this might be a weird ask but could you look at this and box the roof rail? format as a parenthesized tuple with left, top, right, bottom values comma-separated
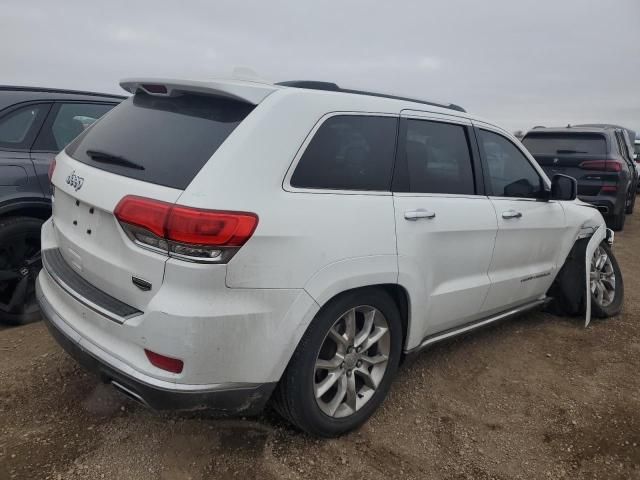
(275, 80, 466, 113)
(0, 85, 125, 99)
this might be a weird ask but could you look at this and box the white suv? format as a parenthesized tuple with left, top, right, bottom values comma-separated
(37, 78, 623, 437)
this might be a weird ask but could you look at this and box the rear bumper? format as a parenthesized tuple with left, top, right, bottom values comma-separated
(577, 195, 622, 216)
(37, 279, 276, 414)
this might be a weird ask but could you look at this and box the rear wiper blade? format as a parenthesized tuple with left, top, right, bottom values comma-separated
(86, 149, 145, 170)
(556, 149, 587, 154)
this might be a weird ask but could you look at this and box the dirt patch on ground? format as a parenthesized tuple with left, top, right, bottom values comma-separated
(2, 215, 640, 479)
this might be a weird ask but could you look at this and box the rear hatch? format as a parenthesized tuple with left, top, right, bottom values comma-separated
(50, 87, 255, 313)
(522, 132, 609, 197)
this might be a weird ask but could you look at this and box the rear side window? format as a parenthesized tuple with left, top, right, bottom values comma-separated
(522, 133, 607, 156)
(398, 119, 475, 194)
(0, 105, 46, 147)
(34, 103, 114, 151)
(52, 103, 114, 150)
(66, 93, 254, 190)
(290, 115, 398, 191)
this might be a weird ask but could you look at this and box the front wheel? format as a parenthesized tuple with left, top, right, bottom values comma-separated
(273, 289, 402, 437)
(590, 242, 623, 318)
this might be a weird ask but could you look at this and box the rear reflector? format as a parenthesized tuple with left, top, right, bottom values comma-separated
(600, 185, 618, 193)
(114, 195, 258, 262)
(144, 349, 184, 373)
(579, 160, 622, 172)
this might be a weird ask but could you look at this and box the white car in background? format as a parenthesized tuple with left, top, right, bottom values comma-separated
(37, 78, 623, 437)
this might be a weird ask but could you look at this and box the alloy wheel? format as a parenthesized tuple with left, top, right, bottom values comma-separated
(590, 245, 616, 308)
(313, 305, 390, 418)
(0, 231, 41, 316)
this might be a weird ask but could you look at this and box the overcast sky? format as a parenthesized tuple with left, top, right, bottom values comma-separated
(2, 0, 639, 133)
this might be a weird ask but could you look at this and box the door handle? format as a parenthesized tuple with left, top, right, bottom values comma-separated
(404, 209, 436, 221)
(502, 209, 523, 219)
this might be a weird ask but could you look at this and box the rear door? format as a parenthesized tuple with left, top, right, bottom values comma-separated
(0, 102, 51, 203)
(50, 92, 254, 312)
(521, 131, 608, 198)
(393, 112, 497, 343)
(476, 125, 567, 313)
(31, 101, 116, 198)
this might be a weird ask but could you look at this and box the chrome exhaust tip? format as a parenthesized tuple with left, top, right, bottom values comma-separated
(111, 380, 149, 407)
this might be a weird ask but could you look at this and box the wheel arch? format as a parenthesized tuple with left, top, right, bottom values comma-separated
(0, 198, 52, 221)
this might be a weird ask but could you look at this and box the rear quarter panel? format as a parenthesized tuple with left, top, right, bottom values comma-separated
(178, 91, 400, 295)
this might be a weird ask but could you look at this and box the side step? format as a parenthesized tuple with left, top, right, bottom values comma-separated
(406, 298, 547, 354)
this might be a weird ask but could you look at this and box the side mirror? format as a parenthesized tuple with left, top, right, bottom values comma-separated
(550, 174, 577, 201)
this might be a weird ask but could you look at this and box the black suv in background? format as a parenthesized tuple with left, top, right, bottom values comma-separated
(0, 86, 122, 324)
(522, 125, 638, 231)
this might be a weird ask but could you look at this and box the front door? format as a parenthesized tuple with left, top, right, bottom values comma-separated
(393, 114, 498, 347)
(475, 125, 567, 313)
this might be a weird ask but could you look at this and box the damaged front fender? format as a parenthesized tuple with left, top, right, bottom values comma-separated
(584, 225, 607, 327)
(547, 225, 613, 326)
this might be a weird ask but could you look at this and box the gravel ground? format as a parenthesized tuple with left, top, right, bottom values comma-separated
(1, 215, 639, 480)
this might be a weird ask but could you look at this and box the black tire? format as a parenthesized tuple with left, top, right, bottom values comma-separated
(625, 188, 635, 214)
(0, 217, 44, 325)
(590, 242, 623, 318)
(608, 210, 626, 231)
(273, 288, 402, 437)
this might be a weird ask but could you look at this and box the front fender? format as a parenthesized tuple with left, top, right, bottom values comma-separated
(584, 225, 608, 327)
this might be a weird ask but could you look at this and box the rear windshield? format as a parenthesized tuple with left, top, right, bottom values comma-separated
(522, 133, 607, 156)
(66, 92, 254, 189)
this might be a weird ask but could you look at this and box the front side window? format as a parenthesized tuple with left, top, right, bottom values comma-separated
(290, 115, 398, 191)
(400, 119, 475, 194)
(0, 105, 45, 147)
(479, 129, 543, 198)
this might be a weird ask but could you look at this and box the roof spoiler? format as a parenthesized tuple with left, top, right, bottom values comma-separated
(119, 78, 279, 105)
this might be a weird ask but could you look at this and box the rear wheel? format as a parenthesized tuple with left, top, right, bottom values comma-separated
(273, 289, 402, 437)
(0, 217, 44, 325)
(590, 242, 623, 318)
(625, 188, 635, 214)
(608, 210, 626, 231)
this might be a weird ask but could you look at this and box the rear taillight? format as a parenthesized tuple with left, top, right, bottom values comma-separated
(114, 195, 258, 263)
(144, 349, 183, 373)
(579, 160, 622, 172)
(48, 158, 56, 182)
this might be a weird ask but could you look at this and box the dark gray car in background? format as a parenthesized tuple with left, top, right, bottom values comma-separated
(0, 86, 122, 324)
(522, 125, 638, 231)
